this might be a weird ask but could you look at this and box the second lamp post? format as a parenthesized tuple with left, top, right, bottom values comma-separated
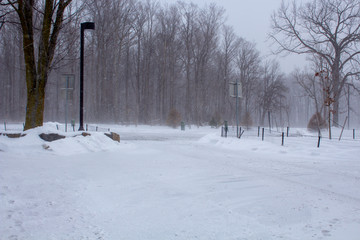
(79, 22, 95, 131)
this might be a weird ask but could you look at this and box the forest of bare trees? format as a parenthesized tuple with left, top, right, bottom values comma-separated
(1, 0, 360, 129)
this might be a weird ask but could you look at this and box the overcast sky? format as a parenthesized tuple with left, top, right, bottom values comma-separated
(158, 0, 308, 74)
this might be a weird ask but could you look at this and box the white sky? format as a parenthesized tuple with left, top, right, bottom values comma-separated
(159, 0, 308, 74)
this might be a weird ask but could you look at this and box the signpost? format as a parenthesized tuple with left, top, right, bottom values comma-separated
(229, 81, 242, 137)
(61, 74, 75, 132)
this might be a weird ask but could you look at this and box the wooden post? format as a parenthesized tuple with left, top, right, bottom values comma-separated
(4, 122, 6, 131)
(262, 128, 265, 141)
(338, 117, 348, 141)
(328, 108, 332, 140)
(268, 111, 271, 133)
(258, 126, 260, 137)
(353, 129, 356, 140)
(282, 132, 284, 146)
(286, 127, 289, 137)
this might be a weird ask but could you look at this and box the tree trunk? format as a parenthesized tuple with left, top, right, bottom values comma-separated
(332, 53, 340, 126)
(24, 77, 46, 130)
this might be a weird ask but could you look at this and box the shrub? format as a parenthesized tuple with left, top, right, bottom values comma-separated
(242, 111, 253, 129)
(209, 112, 222, 128)
(166, 109, 181, 128)
(307, 112, 327, 131)
(209, 117, 217, 128)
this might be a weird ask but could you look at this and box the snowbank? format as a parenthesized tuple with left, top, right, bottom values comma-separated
(1, 123, 360, 240)
(0, 122, 121, 156)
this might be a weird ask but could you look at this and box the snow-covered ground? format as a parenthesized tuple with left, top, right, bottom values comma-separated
(1, 123, 360, 240)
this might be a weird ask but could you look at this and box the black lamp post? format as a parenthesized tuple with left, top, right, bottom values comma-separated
(79, 22, 95, 131)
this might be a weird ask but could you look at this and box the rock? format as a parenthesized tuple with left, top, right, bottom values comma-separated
(104, 132, 120, 142)
(39, 133, 66, 142)
(72, 132, 91, 138)
(42, 144, 51, 150)
(81, 132, 91, 137)
(0, 133, 26, 138)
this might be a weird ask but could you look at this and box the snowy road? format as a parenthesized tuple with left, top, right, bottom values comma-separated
(1, 125, 360, 239)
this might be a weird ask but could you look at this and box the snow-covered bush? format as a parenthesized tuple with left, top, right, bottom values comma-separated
(166, 109, 182, 128)
(307, 112, 327, 131)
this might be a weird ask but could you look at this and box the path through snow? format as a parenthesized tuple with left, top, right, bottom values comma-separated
(1, 124, 360, 239)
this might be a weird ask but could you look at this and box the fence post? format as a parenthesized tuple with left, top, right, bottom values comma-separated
(71, 120, 75, 132)
(86, 124, 88, 131)
(354, 129, 356, 140)
(282, 132, 284, 146)
(181, 122, 185, 131)
(4, 122, 6, 131)
(317, 134, 321, 148)
(96, 126, 98, 132)
(286, 127, 289, 137)
(56, 124, 59, 130)
(262, 128, 265, 141)
(339, 117, 348, 141)
(268, 111, 271, 133)
(224, 121, 228, 138)
(258, 126, 260, 137)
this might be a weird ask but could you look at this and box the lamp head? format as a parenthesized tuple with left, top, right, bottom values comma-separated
(81, 22, 95, 30)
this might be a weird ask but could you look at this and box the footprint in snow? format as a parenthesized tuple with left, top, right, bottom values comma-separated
(9, 235, 18, 240)
(321, 229, 331, 237)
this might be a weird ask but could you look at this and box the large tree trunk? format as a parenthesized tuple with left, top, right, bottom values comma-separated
(24, 76, 46, 130)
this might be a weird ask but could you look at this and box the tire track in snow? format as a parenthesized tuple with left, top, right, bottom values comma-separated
(147, 139, 360, 205)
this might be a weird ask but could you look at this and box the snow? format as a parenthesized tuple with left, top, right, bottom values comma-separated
(1, 123, 360, 240)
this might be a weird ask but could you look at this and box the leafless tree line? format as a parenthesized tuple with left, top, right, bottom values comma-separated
(1, 0, 359, 128)
(0, 0, 290, 127)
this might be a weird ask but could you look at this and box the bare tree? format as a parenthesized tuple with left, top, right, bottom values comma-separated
(258, 61, 288, 126)
(0, 15, 25, 120)
(216, 25, 240, 119)
(270, 0, 360, 125)
(178, 1, 198, 123)
(235, 38, 261, 124)
(193, 3, 224, 124)
(140, 0, 158, 123)
(86, 0, 135, 122)
(294, 54, 332, 121)
(1, 0, 75, 130)
(155, 3, 181, 123)
(294, 70, 324, 117)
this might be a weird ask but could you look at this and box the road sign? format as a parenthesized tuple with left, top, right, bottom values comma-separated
(61, 74, 75, 132)
(229, 82, 242, 98)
